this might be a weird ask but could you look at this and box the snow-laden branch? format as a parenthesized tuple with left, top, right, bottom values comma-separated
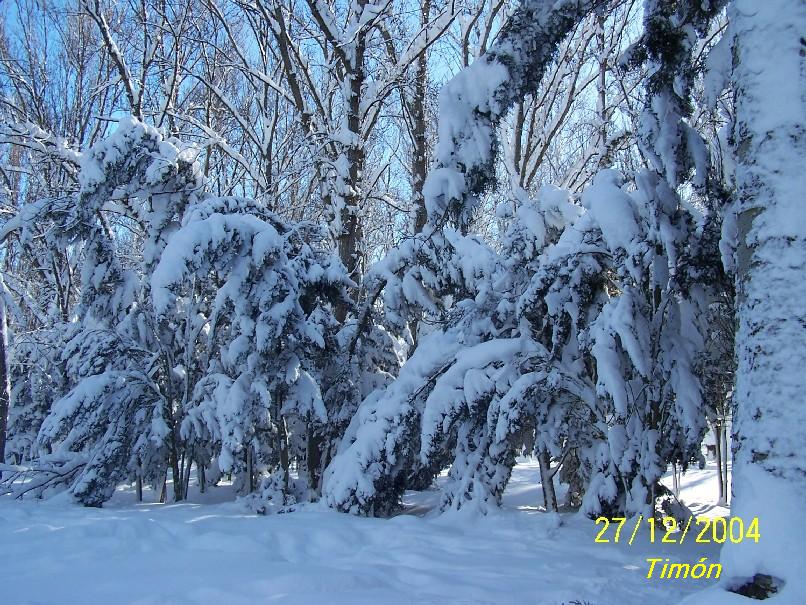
(424, 0, 605, 229)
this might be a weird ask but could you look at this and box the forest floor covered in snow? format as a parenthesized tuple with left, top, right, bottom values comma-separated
(1, 459, 730, 605)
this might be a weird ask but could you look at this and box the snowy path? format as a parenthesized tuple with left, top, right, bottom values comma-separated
(0, 460, 727, 605)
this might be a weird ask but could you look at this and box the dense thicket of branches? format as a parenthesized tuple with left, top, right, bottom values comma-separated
(2, 7, 803, 598)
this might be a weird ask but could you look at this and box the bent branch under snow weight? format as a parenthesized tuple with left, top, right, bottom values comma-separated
(424, 0, 606, 230)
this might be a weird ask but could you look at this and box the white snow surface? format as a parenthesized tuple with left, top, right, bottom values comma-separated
(1, 459, 732, 605)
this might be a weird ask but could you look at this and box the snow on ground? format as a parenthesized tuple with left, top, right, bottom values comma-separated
(0, 459, 730, 605)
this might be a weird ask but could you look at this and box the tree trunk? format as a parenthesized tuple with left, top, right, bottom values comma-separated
(410, 0, 431, 234)
(595, 10, 609, 170)
(671, 462, 679, 499)
(721, 420, 729, 504)
(170, 450, 183, 502)
(720, 1, 806, 594)
(183, 449, 193, 499)
(306, 424, 322, 494)
(0, 281, 10, 473)
(713, 421, 724, 504)
(197, 459, 206, 494)
(538, 449, 558, 512)
(178, 451, 185, 495)
(136, 457, 143, 502)
(279, 418, 290, 493)
(245, 445, 254, 493)
(333, 6, 369, 321)
(157, 472, 167, 503)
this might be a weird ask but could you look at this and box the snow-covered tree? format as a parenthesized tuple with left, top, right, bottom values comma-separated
(151, 195, 353, 498)
(323, 0, 611, 515)
(1, 118, 203, 504)
(323, 0, 732, 520)
(1, 114, 375, 507)
(698, 0, 806, 599)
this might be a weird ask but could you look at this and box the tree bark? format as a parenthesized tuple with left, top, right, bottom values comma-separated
(671, 462, 679, 499)
(306, 424, 322, 494)
(713, 420, 724, 504)
(170, 449, 183, 502)
(197, 459, 206, 494)
(335, 12, 367, 319)
(136, 457, 143, 502)
(0, 279, 10, 472)
(721, 420, 729, 504)
(183, 449, 193, 498)
(246, 445, 254, 494)
(538, 449, 558, 512)
(410, 0, 431, 235)
(279, 418, 290, 493)
(157, 472, 167, 503)
(720, 0, 806, 593)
